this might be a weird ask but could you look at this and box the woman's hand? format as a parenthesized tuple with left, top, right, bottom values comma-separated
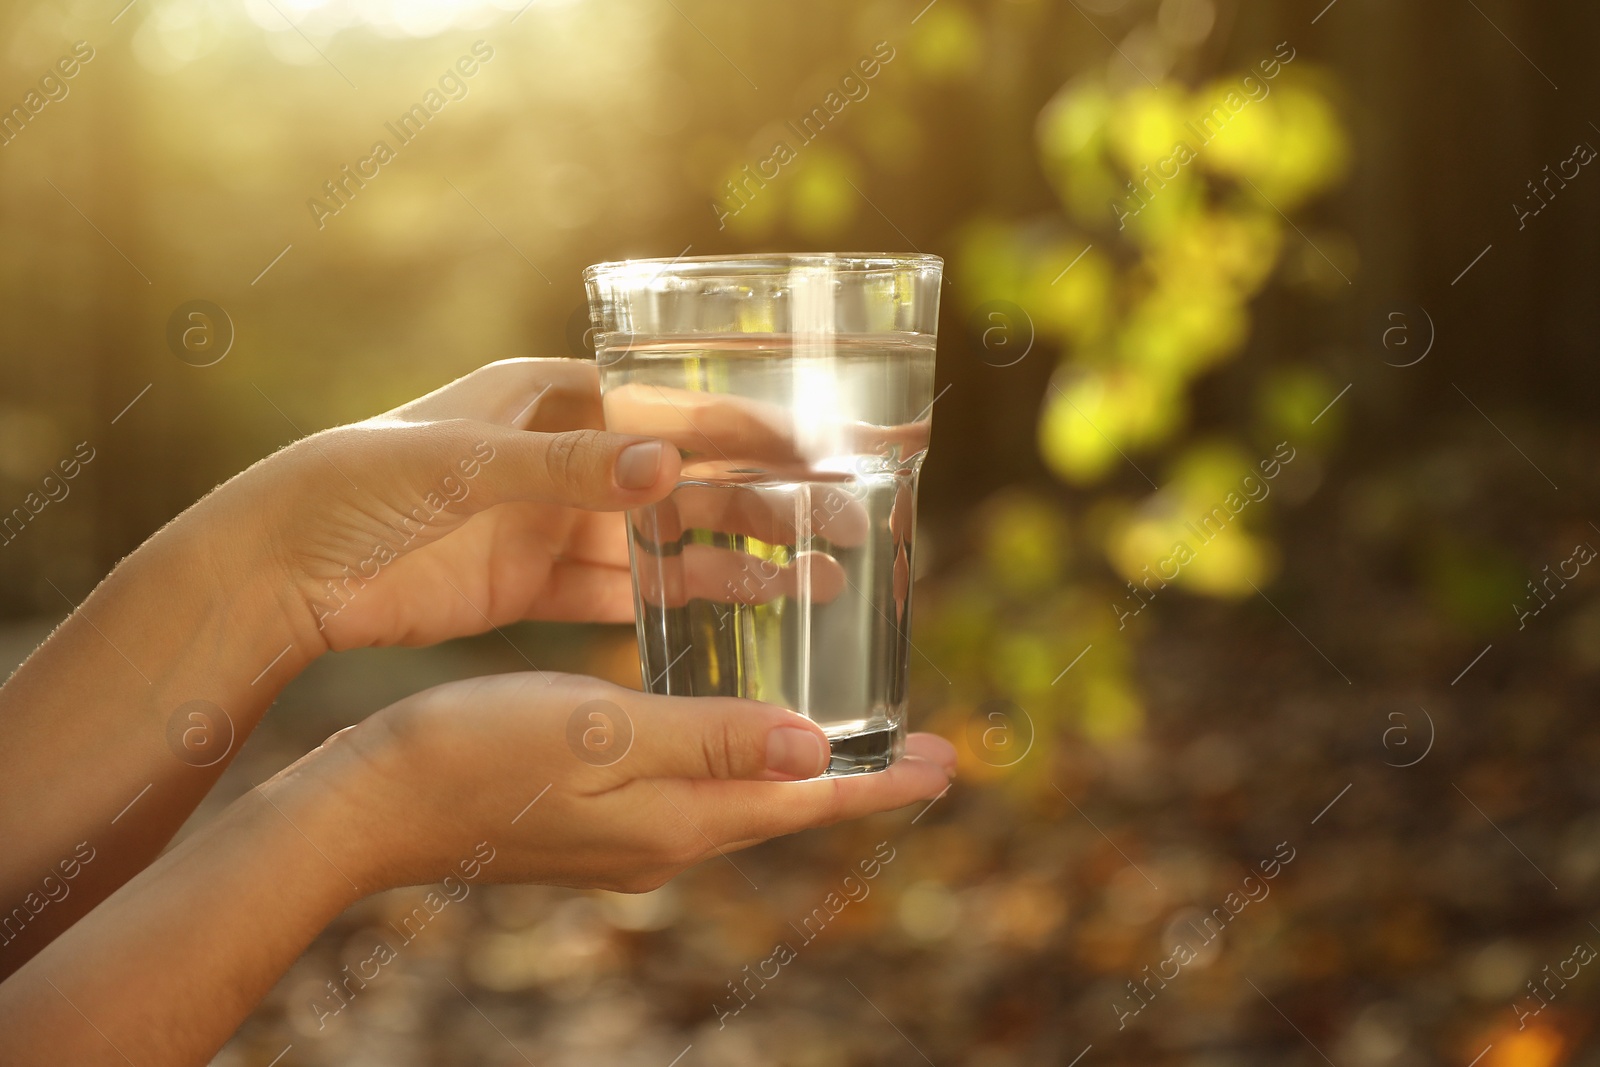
(0, 675, 954, 1067)
(228, 358, 683, 653)
(315, 672, 957, 894)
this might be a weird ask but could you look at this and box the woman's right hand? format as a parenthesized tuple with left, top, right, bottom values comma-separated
(302, 672, 956, 894)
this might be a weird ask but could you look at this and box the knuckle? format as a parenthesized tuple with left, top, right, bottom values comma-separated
(367, 694, 440, 774)
(378, 693, 428, 744)
(541, 429, 599, 494)
(698, 715, 740, 780)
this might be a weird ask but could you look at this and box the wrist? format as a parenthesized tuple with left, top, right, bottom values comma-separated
(293, 698, 498, 893)
(262, 724, 399, 904)
(182, 447, 334, 666)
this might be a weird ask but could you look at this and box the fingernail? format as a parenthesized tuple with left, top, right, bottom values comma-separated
(614, 440, 664, 490)
(906, 754, 951, 776)
(766, 727, 827, 779)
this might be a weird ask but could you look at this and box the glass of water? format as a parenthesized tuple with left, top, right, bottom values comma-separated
(584, 253, 942, 776)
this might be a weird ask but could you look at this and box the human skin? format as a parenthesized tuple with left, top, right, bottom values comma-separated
(0, 359, 956, 1065)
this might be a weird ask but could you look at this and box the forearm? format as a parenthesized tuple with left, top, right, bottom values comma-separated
(0, 757, 370, 1066)
(0, 478, 321, 975)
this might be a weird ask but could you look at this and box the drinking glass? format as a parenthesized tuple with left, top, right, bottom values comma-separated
(584, 253, 941, 776)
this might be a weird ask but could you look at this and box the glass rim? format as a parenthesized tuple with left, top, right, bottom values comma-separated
(584, 251, 943, 284)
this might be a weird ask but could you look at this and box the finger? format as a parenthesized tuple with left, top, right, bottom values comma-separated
(643, 483, 870, 549)
(710, 735, 956, 854)
(469, 423, 683, 513)
(668, 738, 956, 845)
(527, 560, 636, 623)
(488, 502, 632, 570)
(904, 730, 957, 773)
(602, 383, 802, 469)
(587, 688, 833, 783)
(602, 383, 934, 478)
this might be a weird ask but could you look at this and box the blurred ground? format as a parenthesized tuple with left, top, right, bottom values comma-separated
(7, 417, 1591, 1067)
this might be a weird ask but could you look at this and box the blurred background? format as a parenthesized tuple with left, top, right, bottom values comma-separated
(4, 0, 1600, 1063)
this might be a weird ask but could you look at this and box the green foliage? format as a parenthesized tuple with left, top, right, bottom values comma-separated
(1021, 70, 1347, 504)
(929, 12, 1351, 759)
(695, 3, 1352, 763)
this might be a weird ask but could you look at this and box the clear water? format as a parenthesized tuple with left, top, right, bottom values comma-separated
(598, 335, 935, 776)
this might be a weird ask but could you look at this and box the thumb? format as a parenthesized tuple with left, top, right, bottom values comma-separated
(473, 425, 682, 512)
(583, 691, 833, 782)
